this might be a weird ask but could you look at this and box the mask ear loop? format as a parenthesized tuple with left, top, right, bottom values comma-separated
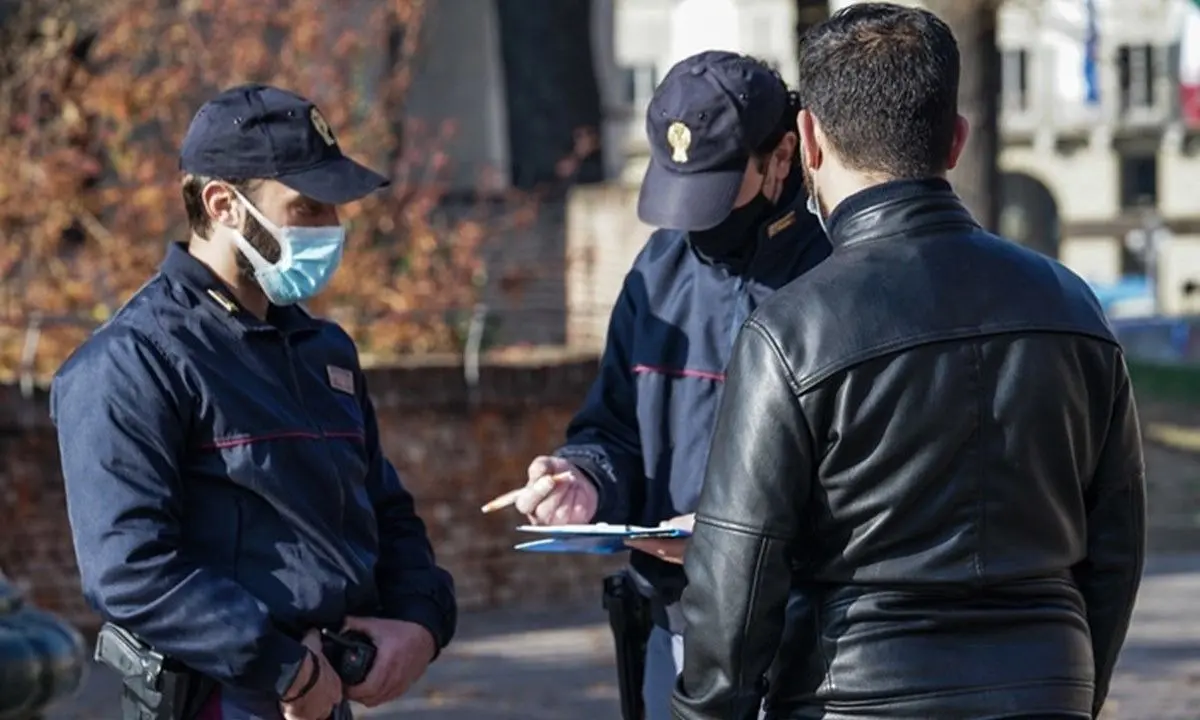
(230, 188, 293, 268)
(757, 86, 801, 205)
(769, 90, 803, 204)
(760, 155, 780, 204)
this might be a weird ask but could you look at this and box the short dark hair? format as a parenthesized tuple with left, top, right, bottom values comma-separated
(181, 175, 260, 239)
(797, 2, 960, 178)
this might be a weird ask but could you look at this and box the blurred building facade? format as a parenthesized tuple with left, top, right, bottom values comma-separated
(400, 0, 612, 348)
(992, 0, 1200, 317)
(404, 0, 1200, 352)
(575, 0, 1200, 331)
(822, 0, 1200, 317)
(402, 0, 820, 351)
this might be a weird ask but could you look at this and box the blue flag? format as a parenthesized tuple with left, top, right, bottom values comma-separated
(1084, 0, 1100, 104)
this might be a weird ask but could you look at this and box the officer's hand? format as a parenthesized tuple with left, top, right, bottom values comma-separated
(514, 456, 598, 525)
(625, 513, 695, 565)
(341, 616, 436, 707)
(280, 631, 343, 720)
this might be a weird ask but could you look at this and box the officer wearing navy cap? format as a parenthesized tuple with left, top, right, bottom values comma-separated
(511, 52, 832, 719)
(51, 84, 456, 720)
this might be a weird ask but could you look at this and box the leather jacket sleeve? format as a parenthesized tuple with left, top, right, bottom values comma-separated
(672, 319, 813, 720)
(1074, 358, 1146, 718)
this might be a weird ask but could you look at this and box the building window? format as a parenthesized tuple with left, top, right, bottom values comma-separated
(1117, 44, 1158, 111)
(619, 64, 658, 108)
(1001, 48, 1030, 112)
(1119, 153, 1157, 209)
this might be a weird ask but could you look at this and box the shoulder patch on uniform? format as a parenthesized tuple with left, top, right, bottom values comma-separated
(327, 365, 355, 395)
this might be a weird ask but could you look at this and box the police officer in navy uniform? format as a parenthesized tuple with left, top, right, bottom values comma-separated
(512, 52, 831, 719)
(51, 84, 456, 720)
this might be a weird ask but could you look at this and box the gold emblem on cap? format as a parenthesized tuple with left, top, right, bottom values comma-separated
(310, 107, 336, 146)
(667, 121, 692, 163)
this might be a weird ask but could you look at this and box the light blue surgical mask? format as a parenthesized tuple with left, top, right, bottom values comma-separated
(229, 190, 346, 306)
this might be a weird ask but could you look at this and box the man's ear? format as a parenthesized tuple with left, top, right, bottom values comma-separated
(201, 181, 239, 229)
(798, 109, 822, 172)
(946, 114, 971, 170)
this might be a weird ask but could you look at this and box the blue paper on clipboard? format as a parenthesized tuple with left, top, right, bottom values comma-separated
(513, 523, 691, 555)
(513, 536, 632, 554)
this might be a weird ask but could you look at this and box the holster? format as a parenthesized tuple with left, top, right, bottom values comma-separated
(94, 622, 215, 720)
(602, 570, 653, 720)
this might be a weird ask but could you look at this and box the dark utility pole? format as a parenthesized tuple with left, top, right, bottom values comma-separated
(924, 0, 1003, 231)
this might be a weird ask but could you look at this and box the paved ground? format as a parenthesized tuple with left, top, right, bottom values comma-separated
(1098, 553, 1200, 720)
(44, 553, 1200, 720)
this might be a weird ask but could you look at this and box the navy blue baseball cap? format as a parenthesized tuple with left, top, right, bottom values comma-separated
(179, 83, 388, 205)
(638, 51, 790, 231)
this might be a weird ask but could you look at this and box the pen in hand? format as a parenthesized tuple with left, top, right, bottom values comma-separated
(480, 472, 573, 514)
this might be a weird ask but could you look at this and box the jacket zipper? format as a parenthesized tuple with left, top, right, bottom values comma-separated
(729, 275, 748, 350)
(729, 228, 767, 351)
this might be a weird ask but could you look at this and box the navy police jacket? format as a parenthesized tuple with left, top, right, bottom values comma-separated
(50, 244, 456, 696)
(556, 191, 830, 608)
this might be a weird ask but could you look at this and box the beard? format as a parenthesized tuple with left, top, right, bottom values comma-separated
(802, 165, 825, 218)
(800, 145, 831, 220)
(235, 213, 282, 282)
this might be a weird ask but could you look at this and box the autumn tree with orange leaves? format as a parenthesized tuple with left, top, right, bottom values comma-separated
(0, 0, 551, 382)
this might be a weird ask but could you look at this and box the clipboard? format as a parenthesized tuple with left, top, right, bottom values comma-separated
(512, 523, 691, 554)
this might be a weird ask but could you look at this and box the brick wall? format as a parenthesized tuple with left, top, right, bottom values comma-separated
(0, 354, 619, 631)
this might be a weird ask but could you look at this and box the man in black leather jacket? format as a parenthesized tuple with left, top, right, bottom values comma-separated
(671, 4, 1146, 720)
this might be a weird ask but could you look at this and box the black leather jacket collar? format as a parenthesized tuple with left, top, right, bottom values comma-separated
(825, 177, 979, 248)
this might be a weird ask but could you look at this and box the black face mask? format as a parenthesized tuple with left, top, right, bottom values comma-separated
(689, 193, 773, 261)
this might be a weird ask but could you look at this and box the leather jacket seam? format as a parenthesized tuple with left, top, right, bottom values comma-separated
(697, 514, 790, 542)
(969, 341, 987, 580)
(793, 324, 1120, 395)
(743, 317, 823, 462)
(735, 534, 770, 696)
(810, 678, 1095, 709)
(743, 318, 803, 396)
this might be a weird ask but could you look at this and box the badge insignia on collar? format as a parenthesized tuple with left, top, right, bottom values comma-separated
(311, 107, 336, 146)
(327, 365, 355, 395)
(667, 121, 691, 163)
(766, 211, 796, 238)
(205, 288, 238, 314)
